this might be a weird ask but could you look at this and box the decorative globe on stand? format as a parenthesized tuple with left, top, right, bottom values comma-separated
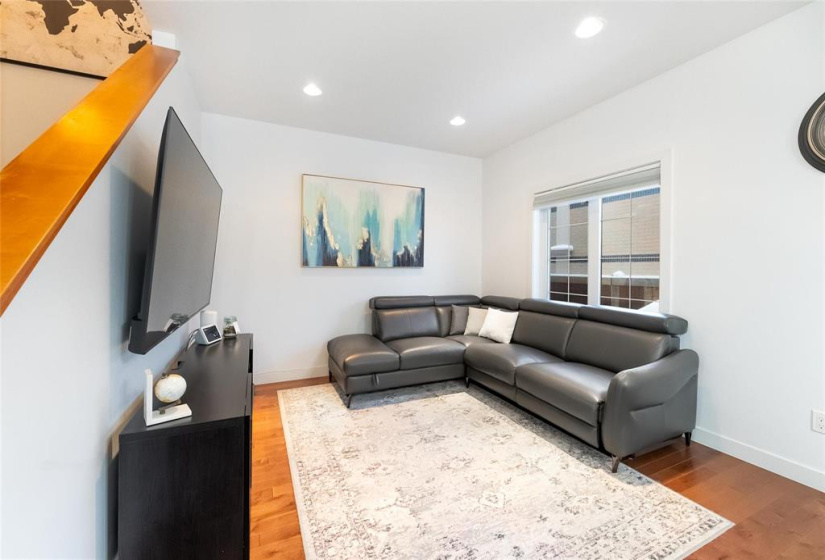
(155, 373, 187, 404)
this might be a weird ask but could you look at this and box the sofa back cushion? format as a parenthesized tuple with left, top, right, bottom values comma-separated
(511, 311, 577, 358)
(449, 305, 472, 335)
(373, 307, 440, 342)
(435, 306, 452, 337)
(565, 320, 674, 372)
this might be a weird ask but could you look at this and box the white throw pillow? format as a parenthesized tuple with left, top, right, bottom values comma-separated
(463, 307, 488, 336)
(478, 308, 519, 344)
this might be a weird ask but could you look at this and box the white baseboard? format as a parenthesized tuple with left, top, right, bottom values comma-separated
(254, 365, 327, 385)
(693, 427, 825, 492)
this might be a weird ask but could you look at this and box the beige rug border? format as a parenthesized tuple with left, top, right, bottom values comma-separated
(278, 387, 319, 559)
(278, 383, 733, 560)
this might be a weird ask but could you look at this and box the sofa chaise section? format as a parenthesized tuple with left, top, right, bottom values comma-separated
(327, 334, 399, 406)
(328, 295, 472, 406)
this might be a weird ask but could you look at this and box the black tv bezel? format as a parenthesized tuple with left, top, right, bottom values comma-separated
(128, 107, 223, 355)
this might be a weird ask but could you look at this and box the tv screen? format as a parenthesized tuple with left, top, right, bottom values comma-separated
(129, 107, 223, 355)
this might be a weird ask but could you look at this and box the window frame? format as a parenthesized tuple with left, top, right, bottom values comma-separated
(531, 156, 672, 313)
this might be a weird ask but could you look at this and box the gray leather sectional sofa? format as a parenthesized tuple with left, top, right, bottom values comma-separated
(327, 295, 697, 472)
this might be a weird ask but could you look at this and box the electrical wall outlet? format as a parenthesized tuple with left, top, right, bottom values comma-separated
(813, 410, 825, 435)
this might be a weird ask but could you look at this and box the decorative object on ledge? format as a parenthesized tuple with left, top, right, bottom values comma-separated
(0, 0, 152, 78)
(154, 373, 187, 404)
(799, 91, 825, 173)
(302, 174, 425, 268)
(223, 316, 240, 339)
(0, 45, 179, 316)
(200, 309, 218, 328)
(144, 369, 191, 426)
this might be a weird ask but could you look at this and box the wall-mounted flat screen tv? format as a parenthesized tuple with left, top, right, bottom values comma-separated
(129, 107, 222, 355)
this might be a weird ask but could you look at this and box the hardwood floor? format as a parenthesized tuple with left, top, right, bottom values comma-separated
(250, 378, 825, 559)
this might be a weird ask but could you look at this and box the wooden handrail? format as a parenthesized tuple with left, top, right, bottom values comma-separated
(0, 45, 179, 315)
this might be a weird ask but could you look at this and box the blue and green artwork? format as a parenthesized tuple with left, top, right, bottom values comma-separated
(302, 175, 425, 268)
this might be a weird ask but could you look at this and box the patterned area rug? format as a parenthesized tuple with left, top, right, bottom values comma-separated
(279, 382, 731, 559)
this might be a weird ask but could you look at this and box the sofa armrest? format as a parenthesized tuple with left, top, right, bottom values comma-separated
(601, 349, 698, 459)
(327, 334, 400, 376)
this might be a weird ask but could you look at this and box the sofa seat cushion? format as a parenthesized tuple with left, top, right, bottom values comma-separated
(327, 334, 400, 377)
(465, 343, 560, 385)
(446, 335, 498, 348)
(386, 337, 466, 370)
(516, 362, 614, 427)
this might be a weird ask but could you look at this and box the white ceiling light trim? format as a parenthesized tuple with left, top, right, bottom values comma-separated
(303, 83, 323, 96)
(575, 17, 606, 39)
(450, 116, 466, 126)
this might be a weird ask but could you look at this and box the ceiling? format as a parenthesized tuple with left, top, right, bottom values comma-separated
(144, 1, 803, 157)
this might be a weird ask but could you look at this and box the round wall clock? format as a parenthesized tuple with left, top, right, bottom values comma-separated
(799, 91, 825, 173)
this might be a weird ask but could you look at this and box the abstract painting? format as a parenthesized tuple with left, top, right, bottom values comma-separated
(0, 0, 151, 78)
(302, 175, 425, 268)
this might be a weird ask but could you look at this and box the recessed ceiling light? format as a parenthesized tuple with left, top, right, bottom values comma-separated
(303, 83, 322, 96)
(575, 17, 606, 39)
(450, 116, 466, 126)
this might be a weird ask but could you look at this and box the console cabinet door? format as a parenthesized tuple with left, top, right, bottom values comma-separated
(118, 422, 246, 559)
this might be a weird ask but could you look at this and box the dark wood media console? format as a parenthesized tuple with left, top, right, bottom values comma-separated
(118, 334, 253, 559)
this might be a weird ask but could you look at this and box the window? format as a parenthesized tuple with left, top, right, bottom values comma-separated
(534, 164, 663, 312)
(600, 188, 660, 309)
(548, 201, 589, 304)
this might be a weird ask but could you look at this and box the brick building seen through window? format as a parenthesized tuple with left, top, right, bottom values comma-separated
(548, 186, 660, 311)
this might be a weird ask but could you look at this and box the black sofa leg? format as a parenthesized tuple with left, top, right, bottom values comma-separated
(345, 394, 352, 408)
(685, 431, 692, 446)
(611, 455, 621, 473)
(328, 370, 332, 383)
(464, 376, 470, 388)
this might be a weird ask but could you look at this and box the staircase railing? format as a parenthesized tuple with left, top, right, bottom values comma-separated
(0, 46, 179, 315)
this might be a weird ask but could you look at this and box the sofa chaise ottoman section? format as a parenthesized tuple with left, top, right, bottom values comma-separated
(328, 334, 400, 376)
(328, 334, 400, 406)
(329, 297, 470, 407)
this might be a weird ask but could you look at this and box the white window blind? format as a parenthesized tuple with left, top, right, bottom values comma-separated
(533, 163, 661, 209)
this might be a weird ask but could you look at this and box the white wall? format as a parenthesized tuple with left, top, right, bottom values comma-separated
(482, 4, 825, 491)
(0, 62, 99, 167)
(0, 60, 202, 558)
(201, 114, 483, 384)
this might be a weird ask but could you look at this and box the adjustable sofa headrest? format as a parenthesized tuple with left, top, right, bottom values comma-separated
(369, 296, 434, 309)
(578, 306, 688, 335)
(366, 295, 688, 335)
(518, 298, 581, 318)
(481, 295, 521, 311)
(433, 295, 481, 306)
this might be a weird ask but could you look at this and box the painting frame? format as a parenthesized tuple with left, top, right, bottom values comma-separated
(301, 174, 426, 269)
